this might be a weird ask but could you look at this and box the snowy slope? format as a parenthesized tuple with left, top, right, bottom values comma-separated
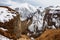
(28, 8, 44, 32)
(19, 3, 37, 21)
(0, 7, 16, 23)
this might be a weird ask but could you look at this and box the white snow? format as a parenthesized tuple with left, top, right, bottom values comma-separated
(49, 7, 60, 13)
(49, 10, 60, 14)
(28, 24, 35, 32)
(20, 17, 27, 21)
(54, 15, 57, 17)
(55, 18, 60, 27)
(0, 27, 8, 31)
(19, 3, 37, 21)
(50, 7, 60, 10)
(0, 35, 10, 40)
(49, 10, 58, 13)
(0, 7, 16, 23)
(31, 37, 34, 40)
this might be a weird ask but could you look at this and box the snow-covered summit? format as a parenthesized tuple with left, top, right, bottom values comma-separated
(10, 3, 37, 21)
(19, 4, 36, 21)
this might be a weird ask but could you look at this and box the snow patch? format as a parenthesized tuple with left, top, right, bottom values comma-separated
(0, 7, 16, 23)
(0, 27, 8, 31)
(0, 35, 10, 40)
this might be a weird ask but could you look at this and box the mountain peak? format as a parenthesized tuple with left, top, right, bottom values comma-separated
(9, 3, 37, 21)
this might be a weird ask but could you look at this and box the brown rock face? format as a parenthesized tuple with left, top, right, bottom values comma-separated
(21, 17, 32, 34)
(0, 6, 21, 40)
(36, 29, 60, 40)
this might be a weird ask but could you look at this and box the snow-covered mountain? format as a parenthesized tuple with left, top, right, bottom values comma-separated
(1, 2, 60, 40)
(9, 3, 37, 21)
(9, 3, 45, 37)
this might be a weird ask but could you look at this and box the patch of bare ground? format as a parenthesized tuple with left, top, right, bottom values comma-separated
(17, 35, 31, 40)
(36, 29, 60, 40)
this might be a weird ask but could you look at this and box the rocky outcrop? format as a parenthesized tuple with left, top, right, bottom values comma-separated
(21, 17, 32, 34)
(0, 6, 21, 40)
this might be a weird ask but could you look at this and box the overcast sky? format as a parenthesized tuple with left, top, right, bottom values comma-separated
(0, 0, 60, 7)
